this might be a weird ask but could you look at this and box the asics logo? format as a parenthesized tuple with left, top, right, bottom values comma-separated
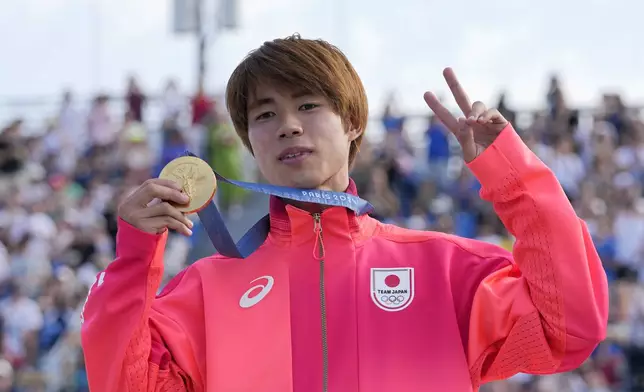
(239, 276, 274, 309)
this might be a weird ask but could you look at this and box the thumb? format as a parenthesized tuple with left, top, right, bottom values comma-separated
(456, 117, 477, 162)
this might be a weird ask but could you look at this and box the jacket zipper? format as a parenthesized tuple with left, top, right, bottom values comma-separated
(312, 213, 328, 392)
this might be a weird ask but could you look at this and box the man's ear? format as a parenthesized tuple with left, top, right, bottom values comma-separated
(347, 127, 362, 143)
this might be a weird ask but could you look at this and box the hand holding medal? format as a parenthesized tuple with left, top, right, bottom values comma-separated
(116, 156, 216, 236)
(158, 156, 218, 214)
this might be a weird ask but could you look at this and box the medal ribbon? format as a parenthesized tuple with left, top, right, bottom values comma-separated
(182, 151, 374, 258)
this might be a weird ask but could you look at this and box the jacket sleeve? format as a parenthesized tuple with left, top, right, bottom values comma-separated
(464, 125, 609, 387)
(80, 218, 200, 392)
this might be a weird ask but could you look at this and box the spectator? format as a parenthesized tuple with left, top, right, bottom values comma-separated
(125, 76, 146, 123)
(364, 165, 399, 222)
(161, 79, 186, 123)
(87, 95, 116, 150)
(206, 108, 247, 218)
(0, 280, 43, 368)
(425, 114, 451, 190)
(550, 135, 585, 200)
(191, 85, 214, 126)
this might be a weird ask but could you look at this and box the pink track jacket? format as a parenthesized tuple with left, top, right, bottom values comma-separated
(81, 124, 608, 391)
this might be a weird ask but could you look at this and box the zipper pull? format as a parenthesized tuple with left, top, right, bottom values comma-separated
(313, 213, 322, 234)
(312, 213, 324, 260)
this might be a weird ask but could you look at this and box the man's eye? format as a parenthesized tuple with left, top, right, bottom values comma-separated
(256, 112, 275, 121)
(299, 103, 318, 111)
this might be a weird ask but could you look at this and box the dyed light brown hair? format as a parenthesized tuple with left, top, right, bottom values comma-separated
(225, 34, 369, 165)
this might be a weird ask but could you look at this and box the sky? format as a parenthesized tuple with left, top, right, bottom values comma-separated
(1, 0, 643, 119)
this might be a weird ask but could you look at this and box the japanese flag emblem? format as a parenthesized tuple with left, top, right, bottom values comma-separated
(370, 267, 414, 312)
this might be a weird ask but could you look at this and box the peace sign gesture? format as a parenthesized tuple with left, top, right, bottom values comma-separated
(424, 68, 509, 162)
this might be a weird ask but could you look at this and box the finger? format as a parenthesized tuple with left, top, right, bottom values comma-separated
(443, 67, 472, 116)
(141, 216, 193, 236)
(456, 117, 478, 162)
(477, 108, 507, 124)
(139, 202, 194, 229)
(466, 101, 487, 126)
(423, 91, 459, 131)
(133, 180, 189, 207)
(154, 178, 184, 191)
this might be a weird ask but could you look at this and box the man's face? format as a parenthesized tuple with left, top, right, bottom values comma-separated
(247, 84, 360, 190)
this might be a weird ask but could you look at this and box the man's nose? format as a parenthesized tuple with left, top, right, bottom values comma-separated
(277, 117, 304, 139)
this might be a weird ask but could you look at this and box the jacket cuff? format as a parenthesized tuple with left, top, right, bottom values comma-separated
(116, 217, 167, 261)
(466, 124, 537, 190)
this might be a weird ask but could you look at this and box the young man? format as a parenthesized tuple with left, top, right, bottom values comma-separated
(80, 35, 608, 391)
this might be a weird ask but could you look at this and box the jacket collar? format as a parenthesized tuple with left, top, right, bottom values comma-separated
(267, 178, 377, 246)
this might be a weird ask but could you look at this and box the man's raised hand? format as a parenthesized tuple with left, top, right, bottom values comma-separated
(423, 67, 509, 162)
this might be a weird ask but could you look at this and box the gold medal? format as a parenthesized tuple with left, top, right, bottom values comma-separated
(158, 156, 217, 214)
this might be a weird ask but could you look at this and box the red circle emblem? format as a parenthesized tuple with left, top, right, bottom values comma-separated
(384, 274, 400, 288)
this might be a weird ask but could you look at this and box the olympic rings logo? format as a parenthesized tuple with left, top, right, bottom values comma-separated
(380, 295, 406, 305)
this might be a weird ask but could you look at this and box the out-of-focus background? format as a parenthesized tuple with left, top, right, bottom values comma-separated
(1, 0, 643, 391)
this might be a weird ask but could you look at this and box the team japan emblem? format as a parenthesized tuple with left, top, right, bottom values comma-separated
(370, 267, 414, 312)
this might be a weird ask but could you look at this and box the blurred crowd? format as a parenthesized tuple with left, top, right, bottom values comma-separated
(0, 77, 248, 391)
(0, 73, 642, 391)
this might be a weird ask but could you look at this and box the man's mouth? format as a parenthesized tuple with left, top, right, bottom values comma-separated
(278, 147, 314, 163)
